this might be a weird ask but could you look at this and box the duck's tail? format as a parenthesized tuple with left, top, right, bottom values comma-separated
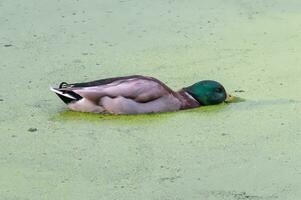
(50, 87, 83, 104)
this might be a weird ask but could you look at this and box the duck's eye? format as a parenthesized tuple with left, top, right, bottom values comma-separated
(215, 88, 223, 93)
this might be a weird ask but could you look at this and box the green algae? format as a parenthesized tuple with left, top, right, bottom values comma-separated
(1, 0, 301, 200)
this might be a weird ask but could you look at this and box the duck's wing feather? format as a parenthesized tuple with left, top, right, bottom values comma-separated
(65, 75, 145, 88)
(54, 75, 175, 104)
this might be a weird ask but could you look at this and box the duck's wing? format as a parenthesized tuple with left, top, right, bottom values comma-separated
(52, 75, 175, 104)
(62, 75, 143, 88)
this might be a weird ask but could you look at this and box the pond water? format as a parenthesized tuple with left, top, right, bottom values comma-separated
(1, 0, 301, 199)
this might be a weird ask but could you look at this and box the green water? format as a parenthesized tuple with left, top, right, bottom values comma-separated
(1, 0, 301, 199)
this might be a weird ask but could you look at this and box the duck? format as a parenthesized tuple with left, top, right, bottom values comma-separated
(50, 75, 230, 114)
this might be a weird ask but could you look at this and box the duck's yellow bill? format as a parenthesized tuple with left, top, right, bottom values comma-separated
(225, 94, 245, 103)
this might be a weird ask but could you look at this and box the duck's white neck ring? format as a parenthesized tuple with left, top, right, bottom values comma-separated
(184, 91, 199, 103)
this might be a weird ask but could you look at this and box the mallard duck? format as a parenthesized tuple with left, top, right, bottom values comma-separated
(50, 75, 229, 114)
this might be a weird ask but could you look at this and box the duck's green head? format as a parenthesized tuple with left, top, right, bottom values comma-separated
(184, 80, 227, 106)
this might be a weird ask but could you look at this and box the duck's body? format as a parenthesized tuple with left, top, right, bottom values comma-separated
(51, 75, 227, 114)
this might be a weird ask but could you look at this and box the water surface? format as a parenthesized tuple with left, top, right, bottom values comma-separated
(1, 0, 301, 199)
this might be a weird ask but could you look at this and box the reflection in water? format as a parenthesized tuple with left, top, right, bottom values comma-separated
(52, 109, 174, 124)
(51, 101, 234, 122)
